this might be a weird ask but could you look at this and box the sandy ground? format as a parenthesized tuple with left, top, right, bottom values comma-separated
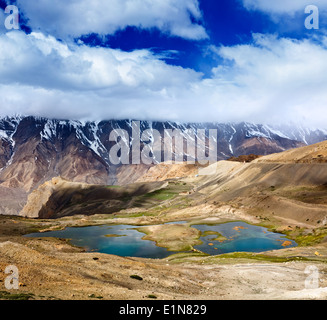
(0, 239, 327, 300)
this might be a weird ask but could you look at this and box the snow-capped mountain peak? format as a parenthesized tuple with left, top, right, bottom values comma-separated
(0, 115, 326, 192)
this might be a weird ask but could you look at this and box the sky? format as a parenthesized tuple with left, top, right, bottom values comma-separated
(0, 0, 326, 127)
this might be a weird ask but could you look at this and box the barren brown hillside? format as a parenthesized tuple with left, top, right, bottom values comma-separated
(194, 141, 327, 228)
(19, 140, 327, 228)
(136, 162, 200, 183)
(253, 140, 327, 163)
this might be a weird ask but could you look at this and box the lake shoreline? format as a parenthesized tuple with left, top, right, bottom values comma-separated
(24, 219, 297, 258)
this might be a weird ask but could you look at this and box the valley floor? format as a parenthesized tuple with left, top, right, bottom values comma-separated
(0, 209, 326, 301)
(2, 141, 327, 300)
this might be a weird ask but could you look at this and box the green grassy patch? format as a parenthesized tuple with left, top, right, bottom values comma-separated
(0, 291, 35, 300)
(88, 293, 103, 299)
(212, 252, 310, 263)
(285, 227, 327, 247)
(167, 249, 327, 265)
(171, 252, 311, 265)
(166, 251, 209, 262)
(142, 188, 177, 201)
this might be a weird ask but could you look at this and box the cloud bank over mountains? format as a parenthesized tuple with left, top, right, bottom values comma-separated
(0, 0, 326, 127)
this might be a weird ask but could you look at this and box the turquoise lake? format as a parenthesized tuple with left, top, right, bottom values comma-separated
(192, 221, 297, 255)
(25, 221, 297, 258)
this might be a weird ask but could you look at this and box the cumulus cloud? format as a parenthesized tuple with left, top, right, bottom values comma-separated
(0, 31, 201, 91)
(0, 31, 327, 127)
(207, 34, 327, 126)
(0, 31, 202, 121)
(13, 0, 208, 40)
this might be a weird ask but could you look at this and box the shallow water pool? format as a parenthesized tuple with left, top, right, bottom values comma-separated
(25, 221, 297, 258)
(193, 221, 297, 255)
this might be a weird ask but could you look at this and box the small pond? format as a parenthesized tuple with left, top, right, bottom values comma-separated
(26, 224, 174, 259)
(192, 221, 297, 255)
(25, 221, 297, 258)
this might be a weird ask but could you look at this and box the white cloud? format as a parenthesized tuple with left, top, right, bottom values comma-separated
(0, 31, 202, 121)
(242, 0, 327, 15)
(0, 31, 327, 127)
(206, 33, 327, 126)
(0, 31, 200, 90)
(14, 0, 208, 40)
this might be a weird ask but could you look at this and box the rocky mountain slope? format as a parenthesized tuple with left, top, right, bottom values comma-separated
(20, 140, 327, 225)
(195, 140, 327, 227)
(20, 176, 171, 219)
(0, 115, 326, 195)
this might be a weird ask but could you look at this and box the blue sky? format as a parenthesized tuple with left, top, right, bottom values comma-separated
(77, 0, 272, 76)
(0, 0, 326, 126)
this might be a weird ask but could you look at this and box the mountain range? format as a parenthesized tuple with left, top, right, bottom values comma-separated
(0, 115, 326, 196)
